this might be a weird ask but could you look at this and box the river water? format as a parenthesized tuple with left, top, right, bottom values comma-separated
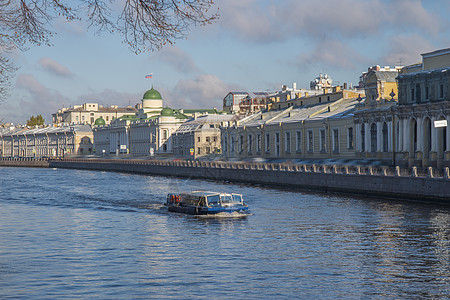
(1, 166, 450, 299)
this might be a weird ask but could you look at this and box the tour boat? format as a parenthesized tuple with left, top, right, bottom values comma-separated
(165, 191, 249, 215)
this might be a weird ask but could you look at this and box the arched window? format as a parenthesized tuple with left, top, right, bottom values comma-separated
(370, 123, 377, 152)
(382, 122, 388, 152)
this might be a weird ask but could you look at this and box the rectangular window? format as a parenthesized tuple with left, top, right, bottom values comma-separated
(197, 147, 201, 155)
(320, 129, 326, 152)
(285, 131, 291, 153)
(256, 134, 261, 152)
(333, 129, 339, 152)
(411, 87, 415, 101)
(296, 131, 302, 152)
(265, 133, 270, 152)
(348, 127, 354, 149)
(248, 134, 253, 153)
(206, 147, 210, 154)
(440, 84, 444, 98)
(198, 137, 201, 142)
(275, 132, 280, 156)
(308, 130, 313, 152)
(425, 86, 429, 100)
(206, 136, 210, 143)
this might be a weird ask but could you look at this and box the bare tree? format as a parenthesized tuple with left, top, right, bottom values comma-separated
(0, 0, 218, 99)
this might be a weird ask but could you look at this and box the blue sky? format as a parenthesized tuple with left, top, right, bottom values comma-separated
(1, 0, 450, 124)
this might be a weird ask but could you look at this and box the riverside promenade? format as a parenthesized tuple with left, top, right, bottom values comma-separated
(1, 157, 449, 203)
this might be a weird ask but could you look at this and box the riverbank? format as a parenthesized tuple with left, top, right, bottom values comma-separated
(2, 157, 448, 203)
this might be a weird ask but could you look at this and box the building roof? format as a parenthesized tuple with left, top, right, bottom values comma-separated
(94, 118, 106, 126)
(175, 114, 237, 134)
(0, 124, 93, 136)
(143, 87, 162, 100)
(238, 98, 359, 128)
(160, 107, 174, 116)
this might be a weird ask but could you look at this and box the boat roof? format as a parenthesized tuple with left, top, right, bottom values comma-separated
(184, 191, 242, 197)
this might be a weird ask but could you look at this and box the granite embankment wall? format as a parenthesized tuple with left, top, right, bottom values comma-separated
(0, 157, 49, 168)
(2, 157, 449, 202)
(46, 158, 450, 203)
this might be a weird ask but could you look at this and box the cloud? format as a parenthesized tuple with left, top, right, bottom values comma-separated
(297, 40, 367, 70)
(162, 74, 243, 109)
(8, 74, 71, 123)
(218, 0, 442, 43)
(38, 57, 73, 77)
(218, 0, 283, 43)
(151, 46, 200, 74)
(390, 0, 440, 36)
(77, 89, 141, 107)
(54, 19, 87, 36)
(381, 34, 435, 66)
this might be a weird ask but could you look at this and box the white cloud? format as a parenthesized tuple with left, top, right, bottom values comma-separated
(297, 40, 367, 70)
(6, 74, 71, 123)
(218, 0, 442, 43)
(390, 0, 440, 36)
(38, 57, 73, 77)
(150, 46, 200, 74)
(217, 0, 283, 43)
(163, 74, 243, 109)
(381, 34, 435, 66)
(77, 89, 141, 107)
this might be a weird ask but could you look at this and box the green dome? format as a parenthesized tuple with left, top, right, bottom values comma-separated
(160, 107, 173, 116)
(94, 118, 106, 126)
(143, 87, 162, 100)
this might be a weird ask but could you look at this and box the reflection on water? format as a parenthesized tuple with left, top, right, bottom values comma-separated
(0, 166, 450, 299)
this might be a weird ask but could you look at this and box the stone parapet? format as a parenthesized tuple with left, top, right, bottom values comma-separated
(2, 157, 449, 203)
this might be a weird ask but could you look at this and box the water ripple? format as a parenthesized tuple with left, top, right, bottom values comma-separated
(1, 166, 450, 299)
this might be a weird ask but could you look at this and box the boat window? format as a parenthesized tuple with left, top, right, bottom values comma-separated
(221, 195, 233, 203)
(232, 194, 243, 202)
(208, 195, 220, 205)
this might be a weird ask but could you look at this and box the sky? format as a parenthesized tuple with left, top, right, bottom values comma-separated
(1, 0, 450, 124)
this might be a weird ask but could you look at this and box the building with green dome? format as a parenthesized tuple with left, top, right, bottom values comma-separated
(93, 85, 226, 157)
(94, 86, 190, 156)
(138, 86, 164, 119)
(94, 118, 106, 126)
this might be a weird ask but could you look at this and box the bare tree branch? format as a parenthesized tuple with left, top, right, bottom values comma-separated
(0, 0, 218, 102)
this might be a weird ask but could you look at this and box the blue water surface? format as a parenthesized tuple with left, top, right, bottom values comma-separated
(1, 166, 450, 299)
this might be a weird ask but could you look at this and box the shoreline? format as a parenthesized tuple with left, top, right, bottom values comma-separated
(2, 157, 449, 204)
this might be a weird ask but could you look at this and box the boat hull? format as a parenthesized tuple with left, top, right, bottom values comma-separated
(167, 204, 248, 215)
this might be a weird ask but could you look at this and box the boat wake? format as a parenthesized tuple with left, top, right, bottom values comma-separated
(195, 211, 251, 218)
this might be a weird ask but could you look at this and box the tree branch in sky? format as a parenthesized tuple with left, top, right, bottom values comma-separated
(0, 0, 218, 101)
